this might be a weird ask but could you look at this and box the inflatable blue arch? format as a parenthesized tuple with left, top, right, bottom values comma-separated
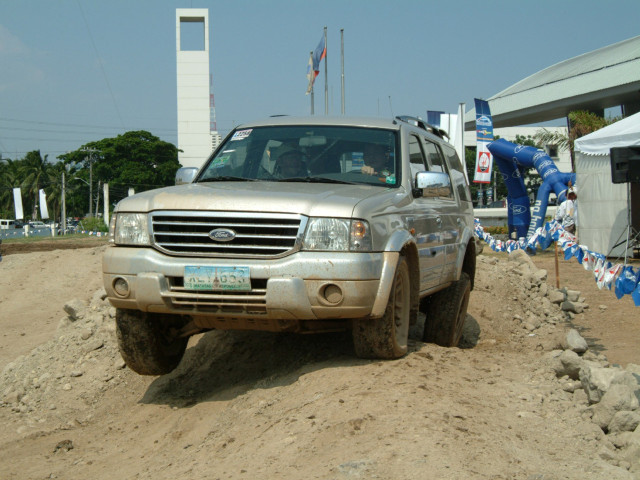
(487, 139, 576, 240)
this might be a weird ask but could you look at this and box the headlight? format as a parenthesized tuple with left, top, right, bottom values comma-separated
(303, 218, 372, 251)
(112, 213, 150, 245)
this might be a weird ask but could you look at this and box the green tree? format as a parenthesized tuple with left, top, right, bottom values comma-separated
(60, 131, 180, 215)
(19, 150, 51, 220)
(0, 158, 21, 218)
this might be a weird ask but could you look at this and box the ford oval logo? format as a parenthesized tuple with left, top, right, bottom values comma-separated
(209, 228, 236, 242)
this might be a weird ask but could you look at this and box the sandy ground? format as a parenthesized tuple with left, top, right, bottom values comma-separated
(0, 239, 639, 479)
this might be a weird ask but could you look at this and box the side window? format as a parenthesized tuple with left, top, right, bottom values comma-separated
(423, 139, 446, 173)
(408, 135, 427, 185)
(442, 144, 472, 202)
(423, 139, 454, 199)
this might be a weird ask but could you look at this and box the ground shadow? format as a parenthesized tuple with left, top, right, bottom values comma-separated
(141, 312, 481, 408)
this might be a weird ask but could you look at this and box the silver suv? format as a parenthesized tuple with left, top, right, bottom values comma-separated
(103, 115, 476, 375)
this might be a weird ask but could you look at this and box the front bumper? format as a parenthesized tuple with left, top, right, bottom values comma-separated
(102, 247, 398, 322)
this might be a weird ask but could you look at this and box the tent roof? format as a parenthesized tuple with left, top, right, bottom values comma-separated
(464, 35, 640, 129)
(574, 111, 640, 156)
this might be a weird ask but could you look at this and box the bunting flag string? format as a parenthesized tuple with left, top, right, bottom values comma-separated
(474, 218, 640, 306)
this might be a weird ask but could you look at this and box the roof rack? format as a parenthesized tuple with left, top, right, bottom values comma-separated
(395, 115, 449, 140)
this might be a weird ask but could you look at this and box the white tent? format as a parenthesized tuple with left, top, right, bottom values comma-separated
(574, 112, 640, 258)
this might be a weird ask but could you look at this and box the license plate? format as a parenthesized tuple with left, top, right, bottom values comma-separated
(184, 266, 251, 291)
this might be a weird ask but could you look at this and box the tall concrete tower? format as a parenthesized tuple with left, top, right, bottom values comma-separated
(176, 9, 214, 168)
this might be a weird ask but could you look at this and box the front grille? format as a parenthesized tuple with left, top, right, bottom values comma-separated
(150, 211, 305, 258)
(163, 277, 268, 315)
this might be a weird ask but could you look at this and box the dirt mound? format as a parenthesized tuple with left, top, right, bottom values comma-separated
(0, 236, 107, 256)
(0, 247, 639, 479)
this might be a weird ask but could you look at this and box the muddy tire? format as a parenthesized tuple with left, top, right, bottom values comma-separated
(353, 255, 411, 359)
(115, 309, 189, 376)
(422, 272, 471, 347)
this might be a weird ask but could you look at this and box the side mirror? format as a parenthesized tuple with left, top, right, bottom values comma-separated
(175, 167, 199, 185)
(414, 171, 452, 198)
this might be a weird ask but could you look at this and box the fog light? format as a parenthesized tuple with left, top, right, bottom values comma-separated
(322, 284, 343, 305)
(113, 277, 130, 297)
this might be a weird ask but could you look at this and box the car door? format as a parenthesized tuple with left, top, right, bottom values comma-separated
(421, 138, 462, 285)
(402, 133, 445, 292)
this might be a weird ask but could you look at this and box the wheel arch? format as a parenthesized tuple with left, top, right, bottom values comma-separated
(400, 241, 420, 324)
(461, 239, 477, 291)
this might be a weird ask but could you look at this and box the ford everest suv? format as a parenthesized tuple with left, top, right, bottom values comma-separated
(103, 116, 476, 375)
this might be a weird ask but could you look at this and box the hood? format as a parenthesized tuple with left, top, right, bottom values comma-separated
(114, 181, 402, 218)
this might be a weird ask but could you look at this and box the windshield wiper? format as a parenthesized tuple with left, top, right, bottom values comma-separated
(276, 176, 358, 185)
(198, 176, 258, 182)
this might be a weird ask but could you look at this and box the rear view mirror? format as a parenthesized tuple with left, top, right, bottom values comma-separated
(414, 171, 452, 198)
(175, 167, 199, 185)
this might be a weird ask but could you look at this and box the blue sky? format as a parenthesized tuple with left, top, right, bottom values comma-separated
(1, 0, 638, 160)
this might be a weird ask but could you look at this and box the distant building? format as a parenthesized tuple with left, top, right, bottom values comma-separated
(176, 9, 220, 169)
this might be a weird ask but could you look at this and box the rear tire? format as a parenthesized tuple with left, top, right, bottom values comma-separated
(422, 272, 471, 347)
(115, 309, 189, 375)
(353, 255, 411, 359)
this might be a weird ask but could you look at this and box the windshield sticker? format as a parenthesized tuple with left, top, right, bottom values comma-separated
(231, 129, 252, 141)
(385, 174, 396, 185)
(211, 155, 231, 168)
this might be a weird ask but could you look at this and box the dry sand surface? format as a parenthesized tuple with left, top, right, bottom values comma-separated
(0, 239, 639, 479)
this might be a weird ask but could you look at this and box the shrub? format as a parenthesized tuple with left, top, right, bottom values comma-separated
(79, 216, 109, 233)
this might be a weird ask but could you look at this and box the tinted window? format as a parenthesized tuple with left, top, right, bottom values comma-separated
(198, 125, 400, 188)
(442, 144, 471, 202)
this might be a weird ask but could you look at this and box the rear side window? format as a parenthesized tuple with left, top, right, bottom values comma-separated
(423, 139, 453, 199)
(442, 144, 471, 202)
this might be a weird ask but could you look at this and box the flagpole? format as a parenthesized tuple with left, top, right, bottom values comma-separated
(324, 26, 328, 115)
(310, 51, 314, 115)
(340, 29, 345, 115)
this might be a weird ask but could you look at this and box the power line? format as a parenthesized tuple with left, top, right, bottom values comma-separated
(76, 0, 124, 129)
(0, 117, 177, 134)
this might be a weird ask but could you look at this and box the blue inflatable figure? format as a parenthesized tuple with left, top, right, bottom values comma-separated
(488, 139, 576, 240)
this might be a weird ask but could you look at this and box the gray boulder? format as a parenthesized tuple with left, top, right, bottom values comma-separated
(565, 329, 589, 353)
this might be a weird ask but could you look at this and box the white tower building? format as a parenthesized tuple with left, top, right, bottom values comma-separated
(176, 9, 216, 168)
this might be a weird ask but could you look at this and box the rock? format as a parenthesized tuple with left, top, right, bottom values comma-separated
(549, 290, 565, 304)
(554, 350, 584, 380)
(63, 299, 87, 321)
(591, 384, 640, 430)
(530, 269, 548, 286)
(561, 300, 584, 314)
(608, 411, 640, 434)
(565, 329, 589, 353)
(566, 290, 581, 302)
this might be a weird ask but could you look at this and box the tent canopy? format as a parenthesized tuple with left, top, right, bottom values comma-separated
(574, 111, 640, 156)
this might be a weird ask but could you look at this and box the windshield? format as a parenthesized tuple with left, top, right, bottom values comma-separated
(198, 125, 399, 187)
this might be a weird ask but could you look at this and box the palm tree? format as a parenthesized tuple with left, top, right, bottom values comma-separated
(0, 158, 21, 218)
(19, 150, 51, 220)
(534, 110, 619, 171)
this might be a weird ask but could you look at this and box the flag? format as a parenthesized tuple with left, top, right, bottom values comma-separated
(305, 52, 315, 94)
(427, 111, 444, 128)
(313, 34, 326, 72)
(306, 34, 326, 94)
(473, 98, 494, 183)
(39, 188, 49, 220)
(13, 187, 23, 220)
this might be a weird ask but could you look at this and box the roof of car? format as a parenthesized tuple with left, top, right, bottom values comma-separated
(236, 116, 402, 130)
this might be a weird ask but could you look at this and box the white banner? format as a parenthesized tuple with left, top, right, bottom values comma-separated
(39, 189, 49, 220)
(13, 188, 24, 220)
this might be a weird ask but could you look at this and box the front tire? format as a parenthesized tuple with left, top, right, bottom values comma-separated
(422, 272, 471, 347)
(353, 255, 411, 359)
(115, 309, 189, 375)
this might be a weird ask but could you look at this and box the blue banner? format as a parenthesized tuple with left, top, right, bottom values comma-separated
(473, 99, 493, 183)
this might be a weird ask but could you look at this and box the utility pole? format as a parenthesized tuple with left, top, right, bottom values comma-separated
(61, 172, 66, 236)
(82, 147, 97, 217)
